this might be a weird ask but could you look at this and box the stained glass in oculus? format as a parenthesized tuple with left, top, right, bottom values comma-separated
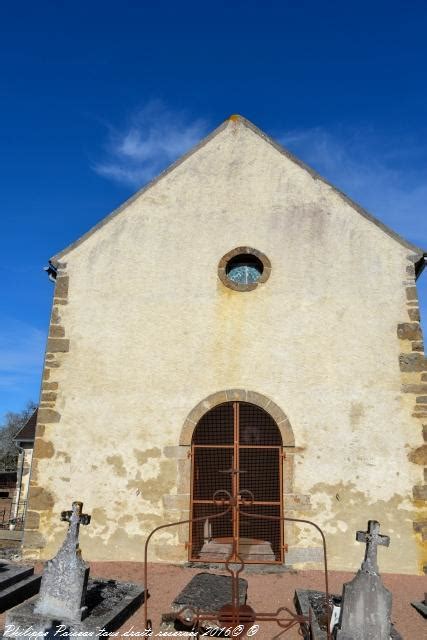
(226, 254, 264, 285)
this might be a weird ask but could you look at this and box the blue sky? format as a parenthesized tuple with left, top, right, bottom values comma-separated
(1, 1, 426, 419)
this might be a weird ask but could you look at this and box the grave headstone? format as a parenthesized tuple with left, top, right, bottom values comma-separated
(335, 520, 392, 640)
(34, 500, 90, 621)
(5, 500, 145, 639)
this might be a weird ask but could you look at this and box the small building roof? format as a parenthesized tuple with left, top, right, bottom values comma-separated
(14, 409, 37, 443)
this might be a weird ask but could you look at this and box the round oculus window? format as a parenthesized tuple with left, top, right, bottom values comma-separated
(218, 247, 271, 291)
(226, 254, 264, 285)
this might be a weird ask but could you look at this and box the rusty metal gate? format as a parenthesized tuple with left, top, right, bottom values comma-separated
(143, 400, 332, 637)
(189, 402, 284, 564)
(143, 492, 331, 637)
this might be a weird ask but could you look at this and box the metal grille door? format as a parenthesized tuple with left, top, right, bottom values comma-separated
(190, 401, 284, 563)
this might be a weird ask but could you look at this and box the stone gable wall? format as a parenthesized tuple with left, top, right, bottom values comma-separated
(22, 120, 426, 574)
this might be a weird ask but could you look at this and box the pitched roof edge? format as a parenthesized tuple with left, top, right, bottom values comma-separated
(51, 114, 425, 264)
(13, 408, 37, 442)
(236, 116, 425, 257)
(51, 118, 233, 263)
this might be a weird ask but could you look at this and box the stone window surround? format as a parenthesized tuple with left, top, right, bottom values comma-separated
(218, 247, 272, 292)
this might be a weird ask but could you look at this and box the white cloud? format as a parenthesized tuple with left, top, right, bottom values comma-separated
(279, 126, 427, 248)
(94, 101, 208, 187)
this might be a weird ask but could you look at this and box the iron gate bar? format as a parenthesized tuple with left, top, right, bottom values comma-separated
(143, 503, 332, 639)
(143, 505, 232, 633)
(190, 402, 284, 563)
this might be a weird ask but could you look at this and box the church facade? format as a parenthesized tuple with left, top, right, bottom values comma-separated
(23, 116, 427, 574)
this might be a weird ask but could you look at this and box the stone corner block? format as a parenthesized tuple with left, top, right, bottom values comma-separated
(399, 353, 427, 372)
(22, 531, 46, 550)
(49, 325, 65, 338)
(24, 510, 40, 530)
(413, 485, 427, 501)
(408, 444, 427, 465)
(47, 338, 70, 353)
(408, 308, 420, 321)
(406, 286, 418, 301)
(28, 486, 55, 510)
(55, 275, 69, 299)
(397, 322, 422, 341)
(36, 408, 61, 424)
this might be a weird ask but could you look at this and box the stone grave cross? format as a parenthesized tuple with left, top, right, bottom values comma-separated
(336, 520, 392, 640)
(34, 501, 91, 622)
(60, 501, 91, 543)
(356, 520, 390, 575)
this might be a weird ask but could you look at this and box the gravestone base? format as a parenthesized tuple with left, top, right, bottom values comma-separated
(294, 590, 403, 640)
(161, 572, 247, 631)
(4, 578, 145, 640)
(0, 562, 41, 612)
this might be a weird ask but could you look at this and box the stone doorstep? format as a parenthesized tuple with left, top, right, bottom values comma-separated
(184, 561, 292, 574)
(4, 578, 145, 640)
(199, 539, 275, 562)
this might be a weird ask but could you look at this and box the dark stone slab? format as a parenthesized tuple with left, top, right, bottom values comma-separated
(294, 589, 403, 640)
(162, 572, 247, 629)
(0, 575, 41, 613)
(4, 578, 145, 639)
(0, 563, 34, 590)
(173, 572, 247, 613)
(0, 562, 41, 612)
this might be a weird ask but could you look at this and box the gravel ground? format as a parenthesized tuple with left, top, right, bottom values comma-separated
(0, 562, 425, 639)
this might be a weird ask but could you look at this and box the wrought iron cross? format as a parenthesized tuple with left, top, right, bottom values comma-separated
(356, 519, 390, 574)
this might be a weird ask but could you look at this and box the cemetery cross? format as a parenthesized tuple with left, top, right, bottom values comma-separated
(356, 520, 390, 575)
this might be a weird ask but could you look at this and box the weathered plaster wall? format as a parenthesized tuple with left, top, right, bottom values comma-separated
(23, 118, 426, 573)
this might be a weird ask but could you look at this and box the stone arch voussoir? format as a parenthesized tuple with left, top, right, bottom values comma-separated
(179, 389, 295, 446)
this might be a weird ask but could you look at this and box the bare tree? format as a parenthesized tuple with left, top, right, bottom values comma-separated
(0, 401, 37, 462)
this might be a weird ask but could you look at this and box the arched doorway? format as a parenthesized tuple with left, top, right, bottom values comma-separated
(189, 401, 284, 564)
